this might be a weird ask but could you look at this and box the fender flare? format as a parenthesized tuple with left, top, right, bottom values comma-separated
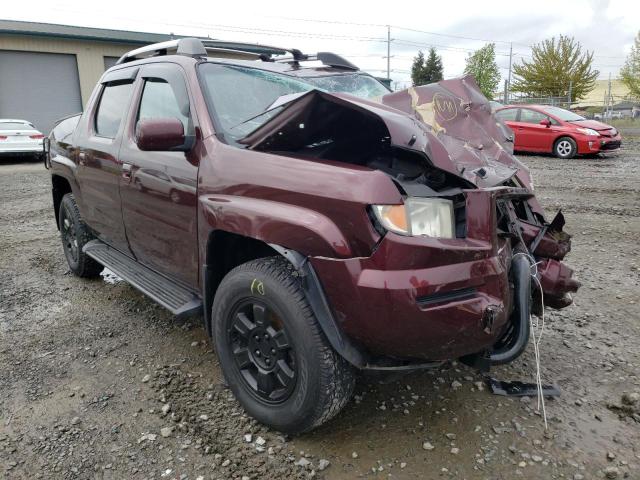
(268, 244, 368, 368)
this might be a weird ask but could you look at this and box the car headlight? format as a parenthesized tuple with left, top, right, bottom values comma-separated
(372, 198, 455, 238)
(576, 127, 600, 136)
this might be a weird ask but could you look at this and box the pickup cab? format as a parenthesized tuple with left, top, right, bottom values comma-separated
(47, 38, 580, 433)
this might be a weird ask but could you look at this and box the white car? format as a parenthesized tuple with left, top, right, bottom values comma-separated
(0, 119, 45, 159)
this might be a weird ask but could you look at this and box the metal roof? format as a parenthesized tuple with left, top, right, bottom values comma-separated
(0, 19, 185, 45)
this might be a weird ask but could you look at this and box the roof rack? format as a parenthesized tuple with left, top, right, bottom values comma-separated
(116, 37, 359, 70)
(274, 52, 359, 70)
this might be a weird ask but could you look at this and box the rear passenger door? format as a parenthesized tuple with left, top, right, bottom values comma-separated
(118, 63, 200, 288)
(74, 67, 138, 255)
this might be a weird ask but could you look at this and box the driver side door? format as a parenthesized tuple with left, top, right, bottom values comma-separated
(118, 63, 200, 288)
(516, 108, 555, 152)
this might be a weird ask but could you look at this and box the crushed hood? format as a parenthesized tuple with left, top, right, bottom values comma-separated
(240, 75, 532, 189)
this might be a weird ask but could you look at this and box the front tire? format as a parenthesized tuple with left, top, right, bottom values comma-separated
(212, 256, 355, 434)
(58, 193, 103, 278)
(554, 137, 577, 159)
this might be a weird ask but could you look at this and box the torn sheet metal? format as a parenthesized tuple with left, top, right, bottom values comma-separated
(241, 76, 530, 190)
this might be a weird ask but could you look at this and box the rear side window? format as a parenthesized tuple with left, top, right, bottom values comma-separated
(495, 108, 518, 121)
(95, 82, 134, 138)
(138, 79, 189, 130)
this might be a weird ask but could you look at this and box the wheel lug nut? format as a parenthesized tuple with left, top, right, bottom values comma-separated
(254, 335, 260, 341)
(264, 334, 269, 339)
(271, 348, 276, 354)
(255, 350, 260, 356)
(265, 358, 270, 364)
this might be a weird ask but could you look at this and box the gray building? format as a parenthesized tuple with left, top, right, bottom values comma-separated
(0, 19, 184, 132)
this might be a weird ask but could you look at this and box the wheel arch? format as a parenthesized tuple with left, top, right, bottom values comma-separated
(202, 229, 367, 368)
(51, 174, 72, 229)
(553, 134, 577, 154)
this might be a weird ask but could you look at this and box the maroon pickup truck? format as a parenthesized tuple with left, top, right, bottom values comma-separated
(47, 38, 579, 433)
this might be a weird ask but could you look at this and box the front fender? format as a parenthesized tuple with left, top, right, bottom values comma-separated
(199, 194, 352, 258)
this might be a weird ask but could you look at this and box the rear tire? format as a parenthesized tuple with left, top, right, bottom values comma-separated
(58, 193, 103, 278)
(212, 256, 355, 434)
(554, 137, 577, 159)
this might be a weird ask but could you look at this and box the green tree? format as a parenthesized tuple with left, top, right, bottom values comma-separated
(411, 50, 427, 86)
(511, 35, 598, 101)
(620, 30, 640, 98)
(464, 43, 501, 99)
(411, 48, 443, 86)
(423, 47, 444, 83)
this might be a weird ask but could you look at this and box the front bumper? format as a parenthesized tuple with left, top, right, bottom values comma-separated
(312, 188, 579, 363)
(312, 237, 512, 361)
(579, 134, 622, 153)
(312, 189, 516, 361)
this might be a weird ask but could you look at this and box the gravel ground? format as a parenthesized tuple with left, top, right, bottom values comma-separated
(1, 137, 639, 480)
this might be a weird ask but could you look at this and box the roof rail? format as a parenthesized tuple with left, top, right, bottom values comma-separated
(116, 38, 206, 64)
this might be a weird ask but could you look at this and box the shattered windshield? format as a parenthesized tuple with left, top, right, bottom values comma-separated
(199, 63, 315, 138)
(303, 74, 390, 100)
(199, 64, 392, 140)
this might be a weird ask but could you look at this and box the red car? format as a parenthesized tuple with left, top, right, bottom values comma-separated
(495, 105, 622, 158)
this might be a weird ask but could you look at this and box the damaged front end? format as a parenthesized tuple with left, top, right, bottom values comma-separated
(239, 76, 580, 366)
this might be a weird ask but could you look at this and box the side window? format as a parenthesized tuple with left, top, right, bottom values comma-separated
(137, 79, 189, 130)
(495, 108, 518, 121)
(95, 82, 134, 138)
(519, 109, 548, 124)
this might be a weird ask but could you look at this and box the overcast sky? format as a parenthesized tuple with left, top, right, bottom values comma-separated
(3, 0, 637, 88)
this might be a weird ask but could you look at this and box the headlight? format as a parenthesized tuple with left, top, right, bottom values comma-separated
(576, 127, 600, 136)
(372, 198, 455, 238)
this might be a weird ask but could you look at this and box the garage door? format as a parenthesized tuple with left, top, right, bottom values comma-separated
(0, 50, 83, 134)
(104, 56, 120, 70)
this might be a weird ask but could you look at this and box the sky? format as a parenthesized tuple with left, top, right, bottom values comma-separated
(2, 0, 638, 89)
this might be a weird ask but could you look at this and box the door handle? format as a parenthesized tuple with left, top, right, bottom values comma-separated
(122, 163, 132, 182)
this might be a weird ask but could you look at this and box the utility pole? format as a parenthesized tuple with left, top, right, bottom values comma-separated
(568, 80, 572, 107)
(386, 25, 391, 81)
(506, 42, 513, 103)
(607, 73, 612, 118)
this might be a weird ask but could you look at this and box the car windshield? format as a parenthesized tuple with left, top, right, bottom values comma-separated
(542, 106, 585, 122)
(199, 64, 316, 139)
(302, 74, 390, 100)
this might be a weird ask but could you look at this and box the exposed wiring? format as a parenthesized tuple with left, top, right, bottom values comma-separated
(513, 252, 548, 430)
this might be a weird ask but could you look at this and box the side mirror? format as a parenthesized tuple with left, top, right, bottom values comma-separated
(135, 118, 186, 151)
(539, 118, 551, 127)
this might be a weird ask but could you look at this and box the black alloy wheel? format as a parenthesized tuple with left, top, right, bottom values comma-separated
(228, 299, 296, 404)
(60, 202, 79, 265)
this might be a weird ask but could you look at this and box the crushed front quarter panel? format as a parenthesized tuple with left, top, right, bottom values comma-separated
(239, 75, 579, 310)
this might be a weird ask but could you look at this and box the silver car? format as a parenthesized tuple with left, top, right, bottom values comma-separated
(0, 119, 45, 159)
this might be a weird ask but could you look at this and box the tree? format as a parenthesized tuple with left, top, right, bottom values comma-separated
(620, 30, 640, 98)
(411, 48, 443, 86)
(464, 43, 500, 99)
(411, 50, 427, 86)
(511, 35, 598, 101)
(424, 47, 444, 84)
